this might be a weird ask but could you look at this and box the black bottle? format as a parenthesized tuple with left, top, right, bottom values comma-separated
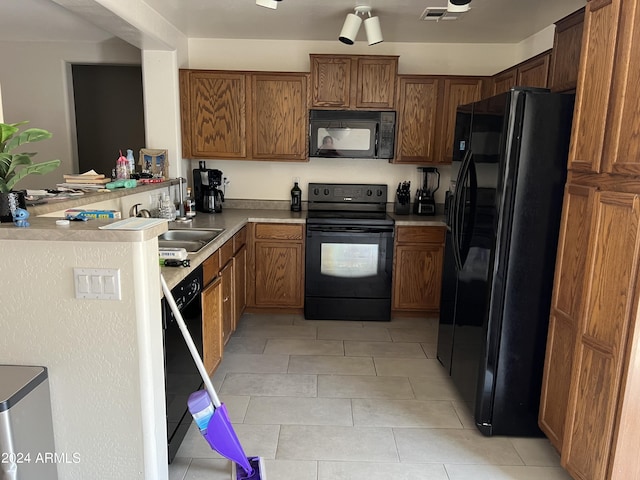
(290, 182, 302, 212)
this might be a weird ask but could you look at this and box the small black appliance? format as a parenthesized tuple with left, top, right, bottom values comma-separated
(193, 162, 224, 213)
(414, 167, 439, 215)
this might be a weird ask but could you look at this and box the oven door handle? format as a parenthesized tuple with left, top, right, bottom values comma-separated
(307, 225, 394, 234)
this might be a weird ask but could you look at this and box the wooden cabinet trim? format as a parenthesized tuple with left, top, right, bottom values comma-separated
(255, 223, 304, 240)
(396, 225, 445, 244)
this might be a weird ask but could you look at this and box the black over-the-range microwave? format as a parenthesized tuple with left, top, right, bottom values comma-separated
(309, 109, 396, 159)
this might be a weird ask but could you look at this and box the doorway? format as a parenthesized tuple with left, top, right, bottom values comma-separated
(71, 64, 145, 177)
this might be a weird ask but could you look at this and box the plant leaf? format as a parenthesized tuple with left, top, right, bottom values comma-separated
(0, 178, 8, 194)
(0, 123, 19, 147)
(5, 128, 52, 153)
(6, 159, 61, 191)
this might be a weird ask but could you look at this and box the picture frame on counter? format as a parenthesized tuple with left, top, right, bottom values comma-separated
(139, 148, 169, 179)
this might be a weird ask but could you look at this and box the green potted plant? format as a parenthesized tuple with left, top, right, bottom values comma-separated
(0, 121, 61, 222)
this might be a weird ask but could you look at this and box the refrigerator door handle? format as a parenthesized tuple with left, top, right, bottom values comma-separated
(459, 157, 478, 264)
(452, 150, 472, 270)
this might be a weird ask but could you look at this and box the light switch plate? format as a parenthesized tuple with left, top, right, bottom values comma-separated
(74, 268, 121, 300)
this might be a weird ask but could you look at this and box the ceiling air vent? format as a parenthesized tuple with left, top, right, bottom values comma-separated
(420, 6, 465, 21)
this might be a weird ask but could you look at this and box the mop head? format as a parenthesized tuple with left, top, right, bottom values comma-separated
(232, 456, 266, 480)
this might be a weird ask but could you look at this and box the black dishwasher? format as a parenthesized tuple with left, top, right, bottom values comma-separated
(162, 266, 203, 463)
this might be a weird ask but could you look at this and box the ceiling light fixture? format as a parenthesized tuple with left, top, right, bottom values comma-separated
(339, 5, 383, 46)
(256, 0, 282, 10)
(447, 0, 471, 13)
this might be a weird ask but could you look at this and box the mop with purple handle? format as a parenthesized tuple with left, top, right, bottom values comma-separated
(161, 274, 266, 480)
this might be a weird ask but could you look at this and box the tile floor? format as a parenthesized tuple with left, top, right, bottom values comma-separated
(169, 313, 572, 480)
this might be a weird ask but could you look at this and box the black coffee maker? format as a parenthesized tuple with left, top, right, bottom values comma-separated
(193, 161, 224, 213)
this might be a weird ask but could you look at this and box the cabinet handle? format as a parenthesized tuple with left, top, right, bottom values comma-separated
(223, 296, 230, 302)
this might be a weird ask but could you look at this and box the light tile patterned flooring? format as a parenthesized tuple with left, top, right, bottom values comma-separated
(169, 313, 572, 480)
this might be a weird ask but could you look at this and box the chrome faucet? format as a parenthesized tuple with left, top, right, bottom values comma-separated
(129, 203, 151, 218)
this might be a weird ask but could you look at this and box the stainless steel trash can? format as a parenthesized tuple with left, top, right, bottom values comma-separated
(0, 365, 58, 480)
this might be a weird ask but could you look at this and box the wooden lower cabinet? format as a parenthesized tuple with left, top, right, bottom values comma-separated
(540, 185, 640, 480)
(539, 184, 595, 450)
(392, 226, 445, 314)
(249, 223, 305, 310)
(563, 190, 640, 480)
(201, 276, 223, 376)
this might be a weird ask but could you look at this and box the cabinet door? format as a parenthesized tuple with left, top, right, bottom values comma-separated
(394, 76, 440, 164)
(251, 73, 307, 161)
(549, 7, 585, 92)
(539, 184, 595, 451)
(233, 244, 247, 330)
(392, 244, 444, 312)
(437, 77, 483, 163)
(517, 52, 550, 88)
(220, 261, 234, 344)
(254, 241, 303, 308)
(310, 55, 352, 108)
(568, 0, 622, 173)
(602, 0, 640, 175)
(202, 277, 223, 376)
(180, 70, 249, 159)
(563, 190, 640, 480)
(355, 56, 398, 109)
(492, 68, 517, 96)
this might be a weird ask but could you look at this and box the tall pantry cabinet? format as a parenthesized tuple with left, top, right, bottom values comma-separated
(539, 1, 640, 479)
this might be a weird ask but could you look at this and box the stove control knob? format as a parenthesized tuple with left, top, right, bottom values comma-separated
(366, 189, 373, 196)
(324, 188, 330, 196)
(376, 189, 383, 197)
(313, 187, 320, 196)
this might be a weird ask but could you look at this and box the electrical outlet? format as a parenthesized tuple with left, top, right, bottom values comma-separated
(74, 268, 121, 300)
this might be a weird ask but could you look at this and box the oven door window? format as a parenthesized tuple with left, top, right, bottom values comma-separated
(321, 242, 379, 278)
(305, 228, 393, 298)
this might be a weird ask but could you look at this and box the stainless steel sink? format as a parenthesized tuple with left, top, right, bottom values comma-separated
(158, 228, 224, 253)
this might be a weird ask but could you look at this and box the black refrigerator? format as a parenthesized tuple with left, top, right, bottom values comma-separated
(436, 87, 575, 437)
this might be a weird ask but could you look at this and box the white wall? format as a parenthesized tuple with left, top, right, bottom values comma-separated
(0, 38, 141, 190)
(0, 237, 166, 480)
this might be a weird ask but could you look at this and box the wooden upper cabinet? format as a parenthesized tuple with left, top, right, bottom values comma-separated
(394, 76, 440, 164)
(180, 70, 249, 159)
(568, 0, 622, 174)
(602, 0, 640, 176)
(517, 51, 551, 88)
(355, 56, 398, 109)
(549, 7, 586, 92)
(310, 54, 398, 109)
(563, 190, 640, 480)
(491, 67, 517, 96)
(489, 51, 551, 97)
(251, 73, 308, 161)
(539, 184, 595, 451)
(437, 77, 483, 162)
(309, 55, 352, 108)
